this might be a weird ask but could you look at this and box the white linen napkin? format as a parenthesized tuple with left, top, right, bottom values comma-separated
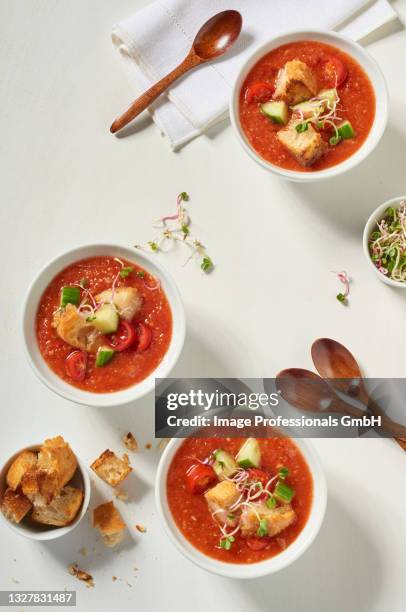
(112, 0, 397, 150)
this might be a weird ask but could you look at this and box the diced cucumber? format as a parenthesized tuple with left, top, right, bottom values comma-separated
(61, 286, 80, 307)
(235, 438, 261, 469)
(213, 449, 238, 480)
(318, 88, 338, 108)
(92, 304, 119, 334)
(96, 346, 115, 367)
(338, 120, 355, 139)
(274, 481, 295, 504)
(260, 101, 288, 125)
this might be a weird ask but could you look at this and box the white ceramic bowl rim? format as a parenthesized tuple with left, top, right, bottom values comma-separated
(155, 438, 327, 579)
(363, 196, 406, 288)
(229, 29, 389, 183)
(22, 243, 186, 407)
(0, 444, 90, 541)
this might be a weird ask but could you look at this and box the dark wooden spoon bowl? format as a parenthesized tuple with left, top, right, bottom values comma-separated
(312, 338, 406, 450)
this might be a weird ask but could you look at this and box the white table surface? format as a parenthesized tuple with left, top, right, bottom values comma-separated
(1, 1, 406, 611)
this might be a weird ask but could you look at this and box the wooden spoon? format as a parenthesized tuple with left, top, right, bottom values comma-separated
(276, 368, 406, 439)
(110, 10, 243, 134)
(311, 338, 406, 451)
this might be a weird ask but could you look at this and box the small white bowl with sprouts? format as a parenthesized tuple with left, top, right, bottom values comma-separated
(363, 196, 406, 288)
(22, 244, 186, 407)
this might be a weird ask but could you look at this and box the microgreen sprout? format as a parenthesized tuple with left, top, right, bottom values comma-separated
(136, 271, 145, 278)
(136, 193, 214, 273)
(119, 266, 133, 278)
(79, 278, 89, 289)
(266, 496, 276, 509)
(295, 122, 309, 133)
(333, 270, 350, 305)
(220, 535, 235, 550)
(329, 134, 341, 146)
(278, 467, 289, 480)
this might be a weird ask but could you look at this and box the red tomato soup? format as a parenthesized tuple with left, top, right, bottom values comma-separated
(239, 40, 375, 172)
(36, 256, 172, 392)
(167, 438, 313, 564)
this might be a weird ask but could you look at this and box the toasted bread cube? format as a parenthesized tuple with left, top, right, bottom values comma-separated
(93, 501, 126, 547)
(37, 436, 77, 490)
(91, 450, 132, 487)
(273, 60, 317, 105)
(240, 503, 296, 537)
(6, 450, 37, 490)
(277, 124, 327, 167)
(204, 481, 240, 513)
(52, 304, 101, 352)
(21, 468, 60, 506)
(1, 488, 32, 523)
(31, 486, 84, 527)
(96, 287, 142, 322)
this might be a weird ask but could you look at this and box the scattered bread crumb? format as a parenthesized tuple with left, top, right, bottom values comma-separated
(79, 547, 88, 557)
(68, 563, 94, 588)
(135, 524, 146, 533)
(145, 443, 152, 450)
(122, 432, 138, 452)
(112, 576, 117, 582)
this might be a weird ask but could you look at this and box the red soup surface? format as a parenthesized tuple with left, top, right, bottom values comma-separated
(167, 437, 313, 564)
(36, 256, 172, 392)
(239, 40, 375, 172)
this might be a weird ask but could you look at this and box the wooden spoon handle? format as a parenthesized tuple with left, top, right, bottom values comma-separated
(110, 52, 202, 134)
(360, 390, 406, 450)
(337, 397, 406, 439)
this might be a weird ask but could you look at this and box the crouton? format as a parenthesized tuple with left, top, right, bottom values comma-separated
(1, 488, 32, 524)
(277, 123, 327, 167)
(38, 436, 77, 490)
(240, 503, 296, 537)
(96, 287, 142, 322)
(52, 304, 102, 352)
(93, 501, 126, 547)
(21, 468, 60, 506)
(204, 481, 240, 513)
(273, 60, 317, 105)
(122, 432, 138, 452)
(31, 486, 84, 527)
(6, 450, 37, 490)
(91, 450, 132, 487)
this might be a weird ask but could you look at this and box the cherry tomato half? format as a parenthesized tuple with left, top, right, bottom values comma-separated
(321, 55, 348, 88)
(108, 320, 136, 352)
(185, 463, 217, 494)
(247, 468, 269, 486)
(246, 537, 270, 552)
(65, 350, 88, 382)
(137, 322, 152, 352)
(245, 82, 274, 104)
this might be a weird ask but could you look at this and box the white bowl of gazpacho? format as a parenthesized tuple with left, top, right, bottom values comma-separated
(156, 436, 327, 578)
(230, 30, 388, 182)
(22, 244, 185, 407)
